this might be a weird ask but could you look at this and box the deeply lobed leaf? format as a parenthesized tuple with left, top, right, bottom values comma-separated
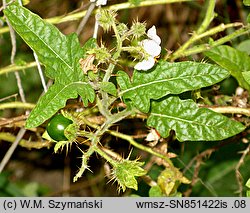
(147, 96, 245, 141)
(4, 3, 95, 128)
(117, 61, 229, 112)
(4, 3, 82, 82)
(25, 82, 95, 128)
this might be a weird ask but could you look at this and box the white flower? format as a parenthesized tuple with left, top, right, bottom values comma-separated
(135, 25, 161, 71)
(147, 25, 161, 45)
(90, 0, 107, 6)
(134, 57, 155, 70)
(142, 39, 161, 57)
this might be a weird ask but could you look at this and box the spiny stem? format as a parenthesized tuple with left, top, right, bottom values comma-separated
(94, 146, 117, 167)
(77, 108, 133, 178)
(79, 109, 172, 166)
(107, 130, 174, 167)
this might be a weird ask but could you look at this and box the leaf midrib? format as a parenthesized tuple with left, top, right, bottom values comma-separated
(150, 112, 214, 127)
(9, 8, 73, 72)
(119, 73, 218, 96)
(41, 81, 88, 108)
(27, 81, 89, 125)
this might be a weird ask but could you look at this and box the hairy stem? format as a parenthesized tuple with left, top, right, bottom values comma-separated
(108, 130, 174, 167)
(171, 25, 250, 60)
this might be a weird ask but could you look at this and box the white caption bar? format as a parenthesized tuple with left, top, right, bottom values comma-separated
(0, 197, 249, 213)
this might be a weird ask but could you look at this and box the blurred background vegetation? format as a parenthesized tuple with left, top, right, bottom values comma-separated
(0, 0, 250, 196)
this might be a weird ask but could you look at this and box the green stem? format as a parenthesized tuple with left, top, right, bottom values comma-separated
(102, 63, 115, 83)
(96, 95, 111, 118)
(169, 0, 215, 61)
(100, 21, 122, 118)
(177, 26, 250, 58)
(102, 21, 122, 83)
(195, 22, 242, 40)
(0, 132, 52, 149)
(79, 107, 133, 168)
(108, 130, 174, 167)
(0, 102, 35, 110)
(0, 61, 37, 76)
(202, 106, 250, 117)
(112, 22, 123, 60)
(94, 146, 117, 167)
(73, 144, 97, 182)
(79, 109, 172, 166)
(196, 0, 216, 34)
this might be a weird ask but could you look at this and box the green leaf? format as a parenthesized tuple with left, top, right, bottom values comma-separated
(147, 96, 245, 141)
(117, 61, 229, 112)
(26, 82, 94, 128)
(4, 3, 95, 128)
(205, 45, 250, 90)
(100, 82, 117, 96)
(236, 39, 250, 55)
(242, 71, 250, 85)
(243, 0, 250, 6)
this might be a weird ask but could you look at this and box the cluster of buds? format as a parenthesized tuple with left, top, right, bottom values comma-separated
(134, 26, 161, 70)
(86, 7, 162, 73)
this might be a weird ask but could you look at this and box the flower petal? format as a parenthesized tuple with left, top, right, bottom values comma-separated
(147, 25, 161, 45)
(142, 39, 161, 57)
(134, 57, 155, 71)
(90, 0, 107, 6)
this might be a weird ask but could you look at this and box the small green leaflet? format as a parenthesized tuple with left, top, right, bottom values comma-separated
(100, 82, 117, 96)
(242, 71, 250, 85)
(243, 0, 250, 6)
(4, 3, 95, 128)
(147, 96, 245, 141)
(236, 39, 250, 55)
(205, 45, 250, 90)
(117, 61, 229, 113)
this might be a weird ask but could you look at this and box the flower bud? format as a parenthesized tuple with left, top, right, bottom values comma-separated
(117, 23, 129, 36)
(87, 45, 111, 64)
(130, 21, 146, 39)
(96, 9, 117, 31)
